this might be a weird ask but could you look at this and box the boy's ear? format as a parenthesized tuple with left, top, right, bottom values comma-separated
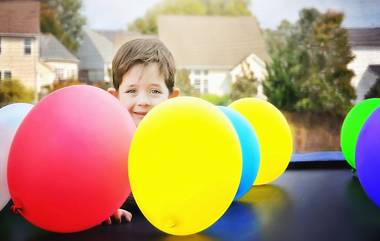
(169, 87, 180, 98)
(108, 87, 118, 98)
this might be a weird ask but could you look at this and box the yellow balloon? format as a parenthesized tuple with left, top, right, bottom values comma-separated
(229, 98, 292, 185)
(129, 97, 242, 235)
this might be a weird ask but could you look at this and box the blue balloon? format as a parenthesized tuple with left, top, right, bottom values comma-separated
(218, 106, 260, 200)
(356, 107, 380, 207)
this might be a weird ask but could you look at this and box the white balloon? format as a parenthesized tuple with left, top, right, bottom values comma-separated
(0, 103, 33, 211)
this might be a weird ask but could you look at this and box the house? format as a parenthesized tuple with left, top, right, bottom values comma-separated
(78, 29, 157, 83)
(75, 29, 115, 83)
(157, 15, 270, 97)
(0, 0, 80, 98)
(38, 33, 79, 93)
(0, 0, 40, 92)
(347, 28, 380, 102)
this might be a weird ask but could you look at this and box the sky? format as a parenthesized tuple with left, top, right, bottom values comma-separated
(81, 0, 380, 30)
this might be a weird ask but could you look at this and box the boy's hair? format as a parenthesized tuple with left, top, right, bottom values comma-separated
(112, 38, 176, 93)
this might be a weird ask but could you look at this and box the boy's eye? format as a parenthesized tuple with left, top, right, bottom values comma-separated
(125, 89, 137, 94)
(150, 89, 162, 94)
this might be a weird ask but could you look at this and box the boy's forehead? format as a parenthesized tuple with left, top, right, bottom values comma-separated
(125, 64, 163, 79)
(119, 63, 166, 88)
(122, 75, 166, 86)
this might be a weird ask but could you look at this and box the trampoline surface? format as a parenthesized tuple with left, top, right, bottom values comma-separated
(1, 161, 380, 241)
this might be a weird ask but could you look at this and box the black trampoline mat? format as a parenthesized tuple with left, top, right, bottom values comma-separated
(1, 164, 380, 241)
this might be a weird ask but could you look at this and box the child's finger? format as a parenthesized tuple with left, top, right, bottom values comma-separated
(124, 212, 132, 222)
(115, 215, 122, 224)
(102, 217, 112, 225)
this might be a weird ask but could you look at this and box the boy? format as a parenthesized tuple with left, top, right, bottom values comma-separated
(106, 38, 180, 224)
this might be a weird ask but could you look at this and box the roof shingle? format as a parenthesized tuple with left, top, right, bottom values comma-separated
(347, 28, 380, 47)
(40, 34, 79, 63)
(158, 15, 270, 69)
(0, 0, 40, 35)
(96, 30, 157, 50)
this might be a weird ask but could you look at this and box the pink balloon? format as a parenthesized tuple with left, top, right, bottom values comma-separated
(8, 85, 135, 232)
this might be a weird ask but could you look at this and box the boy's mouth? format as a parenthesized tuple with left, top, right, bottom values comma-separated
(133, 112, 147, 118)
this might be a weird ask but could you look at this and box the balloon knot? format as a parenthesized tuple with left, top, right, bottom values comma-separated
(11, 204, 22, 215)
(164, 219, 176, 228)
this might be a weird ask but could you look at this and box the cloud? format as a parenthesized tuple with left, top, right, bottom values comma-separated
(82, 0, 160, 30)
(81, 0, 380, 30)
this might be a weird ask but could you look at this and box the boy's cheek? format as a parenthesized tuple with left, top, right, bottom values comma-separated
(151, 96, 170, 106)
(118, 96, 133, 109)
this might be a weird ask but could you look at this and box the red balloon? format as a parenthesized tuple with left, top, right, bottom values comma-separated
(7, 85, 135, 232)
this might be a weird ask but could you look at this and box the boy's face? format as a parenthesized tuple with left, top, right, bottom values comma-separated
(110, 63, 178, 126)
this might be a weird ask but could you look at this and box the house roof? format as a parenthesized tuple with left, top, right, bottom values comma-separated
(85, 29, 115, 63)
(347, 28, 380, 47)
(97, 30, 158, 50)
(157, 15, 270, 69)
(0, 0, 40, 35)
(40, 34, 79, 63)
(75, 29, 115, 69)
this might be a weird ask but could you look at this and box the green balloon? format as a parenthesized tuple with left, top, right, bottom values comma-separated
(341, 98, 380, 169)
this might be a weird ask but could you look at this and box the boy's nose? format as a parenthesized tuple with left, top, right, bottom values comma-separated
(136, 93, 151, 106)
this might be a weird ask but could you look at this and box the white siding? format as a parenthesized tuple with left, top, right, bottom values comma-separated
(104, 63, 111, 82)
(184, 54, 268, 96)
(207, 70, 231, 95)
(43, 61, 78, 80)
(37, 62, 55, 88)
(230, 53, 268, 99)
(230, 53, 267, 82)
(0, 36, 39, 89)
(348, 46, 380, 102)
(189, 68, 231, 95)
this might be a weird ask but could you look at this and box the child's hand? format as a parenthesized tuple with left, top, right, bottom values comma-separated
(103, 209, 132, 224)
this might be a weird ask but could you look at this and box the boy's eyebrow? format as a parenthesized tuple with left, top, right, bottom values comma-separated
(149, 83, 162, 88)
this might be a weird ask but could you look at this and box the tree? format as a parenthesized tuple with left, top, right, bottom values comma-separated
(365, 77, 380, 99)
(264, 8, 356, 116)
(230, 60, 258, 101)
(129, 0, 251, 34)
(41, 0, 86, 52)
(49, 79, 82, 93)
(264, 21, 299, 110)
(175, 69, 193, 96)
(48, 80, 112, 94)
(0, 80, 34, 107)
(229, 76, 258, 101)
(201, 94, 230, 105)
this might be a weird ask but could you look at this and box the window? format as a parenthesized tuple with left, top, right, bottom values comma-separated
(0, 37, 2, 54)
(70, 69, 76, 79)
(24, 38, 32, 55)
(204, 70, 208, 75)
(194, 78, 201, 93)
(55, 68, 64, 80)
(203, 79, 208, 93)
(194, 70, 201, 75)
(4, 71, 12, 80)
(0, 71, 2, 81)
